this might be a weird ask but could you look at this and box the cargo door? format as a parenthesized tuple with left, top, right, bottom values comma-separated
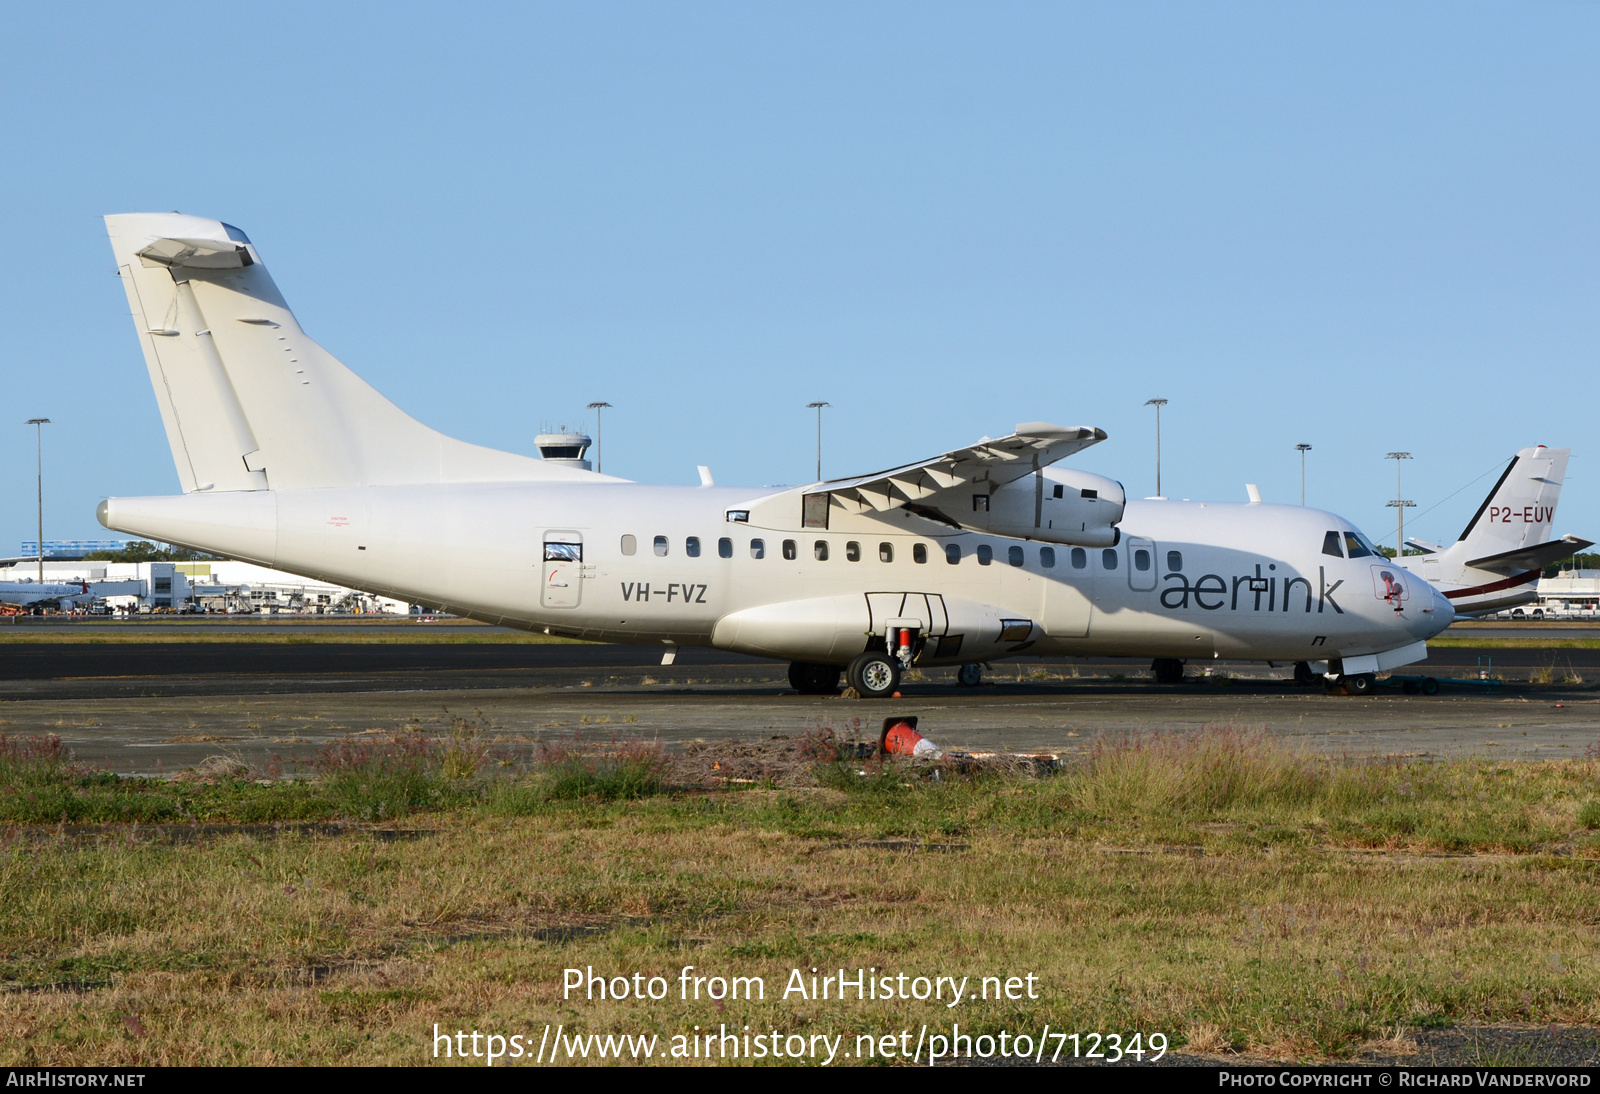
(1039, 575, 1092, 637)
(541, 532, 583, 609)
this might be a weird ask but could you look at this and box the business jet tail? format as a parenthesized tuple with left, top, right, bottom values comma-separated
(105, 213, 602, 493)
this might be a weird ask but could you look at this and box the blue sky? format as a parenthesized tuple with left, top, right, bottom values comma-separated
(2, 3, 1595, 554)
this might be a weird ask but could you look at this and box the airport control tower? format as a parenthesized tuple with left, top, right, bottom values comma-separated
(534, 429, 593, 472)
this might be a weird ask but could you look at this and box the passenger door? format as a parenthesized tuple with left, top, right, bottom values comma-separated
(1126, 537, 1157, 592)
(541, 532, 583, 609)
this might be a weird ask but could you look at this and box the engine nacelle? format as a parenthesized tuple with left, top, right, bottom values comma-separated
(975, 467, 1125, 547)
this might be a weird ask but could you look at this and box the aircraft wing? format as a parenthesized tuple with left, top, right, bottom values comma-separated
(1466, 534, 1594, 574)
(805, 423, 1106, 514)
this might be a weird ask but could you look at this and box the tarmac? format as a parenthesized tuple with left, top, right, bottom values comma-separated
(1, 618, 1596, 773)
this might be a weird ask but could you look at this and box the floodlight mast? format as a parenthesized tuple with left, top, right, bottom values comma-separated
(25, 418, 50, 583)
(585, 402, 612, 474)
(1144, 399, 1167, 498)
(1386, 452, 1414, 555)
(806, 402, 831, 482)
(1296, 443, 1312, 505)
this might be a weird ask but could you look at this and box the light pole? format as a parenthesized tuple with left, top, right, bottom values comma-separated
(1296, 443, 1312, 505)
(585, 402, 611, 473)
(1143, 398, 1167, 498)
(26, 418, 50, 583)
(806, 402, 830, 482)
(1386, 451, 1414, 556)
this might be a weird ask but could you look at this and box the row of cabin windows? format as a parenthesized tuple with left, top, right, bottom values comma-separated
(616, 534, 1184, 573)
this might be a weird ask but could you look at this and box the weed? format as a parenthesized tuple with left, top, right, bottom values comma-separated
(1578, 801, 1600, 830)
(535, 736, 667, 801)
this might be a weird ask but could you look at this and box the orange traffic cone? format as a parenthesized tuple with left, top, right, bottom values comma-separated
(879, 717, 943, 759)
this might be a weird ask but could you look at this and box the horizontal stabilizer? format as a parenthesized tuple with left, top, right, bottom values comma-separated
(1405, 537, 1444, 555)
(1466, 534, 1594, 574)
(807, 423, 1106, 515)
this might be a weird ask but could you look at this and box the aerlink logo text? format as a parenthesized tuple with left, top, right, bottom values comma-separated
(1219, 1075, 1590, 1088)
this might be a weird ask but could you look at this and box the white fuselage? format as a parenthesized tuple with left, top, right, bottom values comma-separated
(101, 484, 1452, 669)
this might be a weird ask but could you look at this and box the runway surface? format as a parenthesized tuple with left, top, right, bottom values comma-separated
(2, 619, 1596, 772)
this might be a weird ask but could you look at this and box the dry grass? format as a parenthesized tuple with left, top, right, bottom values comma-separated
(1, 728, 1599, 1064)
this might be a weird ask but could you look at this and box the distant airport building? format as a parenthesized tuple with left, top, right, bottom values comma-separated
(19, 540, 134, 559)
(1501, 569, 1600, 620)
(0, 556, 409, 615)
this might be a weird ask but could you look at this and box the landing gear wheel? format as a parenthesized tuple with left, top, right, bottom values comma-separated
(1344, 672, 1376, 696)
(847, 652, 901, 699)
(1421, 677, 1440, 696)
(956, 662, 983, 687)
(1293, 661, 1318, 687)
(788, 662, 841, 695)
(1151, 658, 1185, 684)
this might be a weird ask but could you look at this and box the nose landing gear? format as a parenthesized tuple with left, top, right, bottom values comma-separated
(847, 651, 901, 699)
(1150, 658, 1185, 684)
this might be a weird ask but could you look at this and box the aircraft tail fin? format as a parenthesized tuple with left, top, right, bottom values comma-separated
(105, 213, 601, 493)
(1441, 446, 1570, 569)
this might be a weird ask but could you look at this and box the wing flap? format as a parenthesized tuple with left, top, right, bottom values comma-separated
(810, 423, 1106, 516)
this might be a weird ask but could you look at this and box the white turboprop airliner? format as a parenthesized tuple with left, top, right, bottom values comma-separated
(98, 213, 1454, 697)
(1394, 447, 1591, 618)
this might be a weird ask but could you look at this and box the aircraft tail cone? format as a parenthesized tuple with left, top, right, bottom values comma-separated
(880, 717, 942, 759)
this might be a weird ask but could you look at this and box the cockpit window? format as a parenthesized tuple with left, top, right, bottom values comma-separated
(1322, 531, 1344, 558)
(1344, 531, 1378, 559)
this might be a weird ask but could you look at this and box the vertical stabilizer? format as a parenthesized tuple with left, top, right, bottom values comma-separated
(106, 213, 607, 492)
(1448, 446, 1569, 563)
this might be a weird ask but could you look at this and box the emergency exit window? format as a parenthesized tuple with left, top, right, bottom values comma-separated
(1133, 548, 1151, 571)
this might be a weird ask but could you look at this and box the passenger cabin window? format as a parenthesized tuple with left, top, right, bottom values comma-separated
(845, 541, 861, 562)
(621, 534, 637, 556)
(1071, 547, 1087, 569)
(751, 539, 765, 559)
(1040, 547, 1056, 568)
(1008, 545, 1024, 567)
(1133, 548, 1151, 572)
(879, 542, 893, 563)
(1052, 484, 1064, 499)
(544, 542, 581, 562)
(814, 540, 829, 561)
(977, 544, 993, 566)
(1102, 548, 1119, 570)
(718, 537, 733, 558)
(1323, 531, 1344, 558)
(1167, 550, 1183, 571)
(1081, 488, 1098, 499)
(945, 544, 961, 565)
(653, 536, 669, 557)
(1344, 532, 1373, 559)
(685, 536, 701, 558)
(782, 539, 797, 560)
(913, 543, 927, 564)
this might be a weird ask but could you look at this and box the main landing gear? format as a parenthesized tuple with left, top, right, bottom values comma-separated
(956, 662, 984, 687)
(1293, 661, 1319, 687)
(1326, 672, 1376, 696)
(788, 662, 841, 695)
(1150, 658, 1185, 684)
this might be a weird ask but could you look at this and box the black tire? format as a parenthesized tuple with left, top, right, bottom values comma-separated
(1151, 658, 1185, 684)
(1344, 673, 1376, 696)
(1421, 677, 1440, 696)
(847, 652, 901, 699)
(956, 662, 983, 687)
(1293, 661, 1318, 687)
(788, 662, 840, 695)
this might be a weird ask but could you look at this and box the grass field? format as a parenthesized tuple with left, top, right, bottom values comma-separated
(2, 726, 1599, 1065)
